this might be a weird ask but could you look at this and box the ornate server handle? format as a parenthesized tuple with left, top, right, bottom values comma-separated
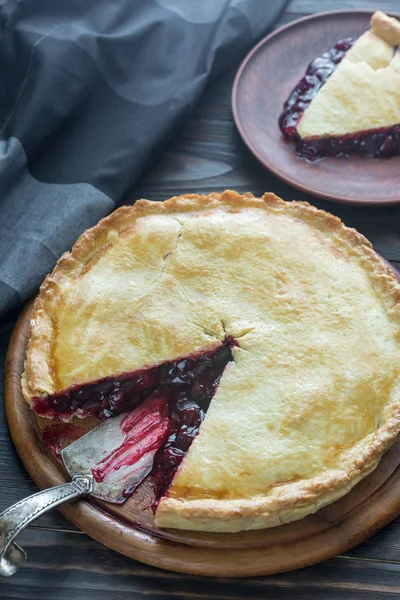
(0, 475, 93, 576)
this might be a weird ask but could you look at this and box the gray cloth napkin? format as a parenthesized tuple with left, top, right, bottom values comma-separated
(0, 0, 286, 316)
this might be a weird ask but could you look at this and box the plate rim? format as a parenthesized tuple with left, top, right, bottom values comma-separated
(232, 9, 400, 206)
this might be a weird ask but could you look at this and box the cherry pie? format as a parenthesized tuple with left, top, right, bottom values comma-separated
(280, 11, 400, 160)
(22, 191, 400, 532)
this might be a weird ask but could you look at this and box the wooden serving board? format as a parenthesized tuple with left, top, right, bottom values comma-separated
(5, 290, 400, 578)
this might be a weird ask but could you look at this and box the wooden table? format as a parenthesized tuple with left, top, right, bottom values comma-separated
(2, 0, 400, 597)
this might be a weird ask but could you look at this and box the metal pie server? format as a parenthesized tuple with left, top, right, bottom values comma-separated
(0, 412, 156, 577)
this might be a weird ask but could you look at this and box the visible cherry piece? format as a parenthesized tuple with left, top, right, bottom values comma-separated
(33, 340, 233, 421)
(36, 339, 235, 505)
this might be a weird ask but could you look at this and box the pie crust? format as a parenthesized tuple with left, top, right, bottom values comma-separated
(22, 191, 400, 532)
(297, 11, 400, 139)
(279, 11, 400, 160)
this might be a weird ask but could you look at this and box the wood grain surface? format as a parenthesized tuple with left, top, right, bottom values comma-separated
(2, 0, 400, 597)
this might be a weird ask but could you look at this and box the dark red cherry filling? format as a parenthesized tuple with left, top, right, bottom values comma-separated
(279, 38, 354, 144)
(278, 38, 400, 160)
(40, 339, 235, 505)
(288, 125, 400, 161)
(91, 391, 172, 498)
(33, 339, 235, 421)
(42, 423, 85, 460)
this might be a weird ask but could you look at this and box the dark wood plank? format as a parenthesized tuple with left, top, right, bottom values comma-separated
(2, 529, 400, 600)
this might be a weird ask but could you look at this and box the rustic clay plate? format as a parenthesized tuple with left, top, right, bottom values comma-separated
(4, 261, 400, 577)
(232, 10, 400, 205)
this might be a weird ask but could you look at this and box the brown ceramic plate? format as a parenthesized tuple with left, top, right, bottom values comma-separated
(232, 10, 400, 205)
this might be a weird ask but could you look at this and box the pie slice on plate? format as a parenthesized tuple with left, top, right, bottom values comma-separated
(22, 191, 400, 532)
(280, 11, 400, 160)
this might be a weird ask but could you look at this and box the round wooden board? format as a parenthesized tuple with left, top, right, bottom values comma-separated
(5, 283, 400, 578)
(232, 10, 400, 205)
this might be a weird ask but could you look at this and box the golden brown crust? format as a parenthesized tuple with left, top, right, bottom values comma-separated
(22, 190, 400, 532)
(155, 468, 376, 532)
(297, 12, 400, 140)
(156, 414, 399, 531)
(371, 10, 400, 46)
(24, 191, 286, 398)
(25, 189, 400, 399)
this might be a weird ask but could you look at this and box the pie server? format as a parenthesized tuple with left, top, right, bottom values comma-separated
(0, 412, 155, 577)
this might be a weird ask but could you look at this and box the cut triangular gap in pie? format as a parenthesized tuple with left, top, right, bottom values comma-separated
(35, 338, 237, 504)
(279, 11, 400, 160)
(23, 191, 400, 532)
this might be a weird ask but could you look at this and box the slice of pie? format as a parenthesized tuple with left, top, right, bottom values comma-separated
(279, 11, 400, 160)
(22, 191, 400, 532)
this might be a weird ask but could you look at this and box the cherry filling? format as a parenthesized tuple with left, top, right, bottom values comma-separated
(290, 124, 400, 161)
(92, 391, 172, 498)
(279, 38, 354, 144)
(42, 423, 85, 460)
(40, 339, 235, 504)
(33, 339, 234, 421)
(278, 38, 400, 160)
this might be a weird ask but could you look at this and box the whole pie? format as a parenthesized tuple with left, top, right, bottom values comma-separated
(22, 191, 400, 532)
(279, 11, 400, 160)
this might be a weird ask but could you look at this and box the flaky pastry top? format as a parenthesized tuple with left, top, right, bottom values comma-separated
(23, 191, 400, 531)
(297, 11, 400, 139)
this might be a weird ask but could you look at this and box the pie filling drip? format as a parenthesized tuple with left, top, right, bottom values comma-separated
(294, 123, 400, 161)
(40, 338, 236, 505)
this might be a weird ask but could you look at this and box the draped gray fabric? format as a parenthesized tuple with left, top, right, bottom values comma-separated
(0, 0, 286, 316)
